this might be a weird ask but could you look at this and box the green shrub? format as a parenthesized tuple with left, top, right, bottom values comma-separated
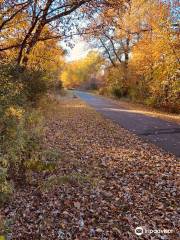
(0, 103, 60, 190)
(0, 166, 12, 206)
(26, 149, 60, 173)
(2, 107, 44, 183)
(23, 70, 49, 105)
(0, 65, 26, 117)
(89, 82, 98, 90)
(0, 64, 49, 109)
(110, 85, 128, 98)
(0, 63, 52, 190)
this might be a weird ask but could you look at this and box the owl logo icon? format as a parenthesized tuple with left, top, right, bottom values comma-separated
(135, 227, 144, 236)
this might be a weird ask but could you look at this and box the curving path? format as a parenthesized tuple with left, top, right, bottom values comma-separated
(76, 91, 180, 157)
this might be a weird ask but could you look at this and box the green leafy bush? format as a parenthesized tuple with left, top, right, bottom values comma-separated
(0, 64, 49, 110)
(0, 63, 53, 197)
(110, 85, 128, 98)
(0, 166, 12, 206)
(0, 65, 26, 117)
(23, 70, 49, 105)
(1, 107, 44, 183)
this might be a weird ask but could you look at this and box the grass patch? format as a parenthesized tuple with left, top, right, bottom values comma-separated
(40, 173, 99, 192)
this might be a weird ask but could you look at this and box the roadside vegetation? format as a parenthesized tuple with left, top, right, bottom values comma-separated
(0, 0, 66, 208)
(0, 45, 63, 205)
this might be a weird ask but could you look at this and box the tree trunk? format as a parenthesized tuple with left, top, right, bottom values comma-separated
(124, 37, 130, 82)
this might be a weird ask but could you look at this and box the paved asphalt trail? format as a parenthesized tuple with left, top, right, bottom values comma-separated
(75, 91, 180, 157)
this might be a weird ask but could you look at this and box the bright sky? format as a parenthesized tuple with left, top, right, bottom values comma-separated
(65, 38, 90, 62)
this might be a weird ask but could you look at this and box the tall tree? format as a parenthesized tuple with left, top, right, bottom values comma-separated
(0, 0, 126, 65)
